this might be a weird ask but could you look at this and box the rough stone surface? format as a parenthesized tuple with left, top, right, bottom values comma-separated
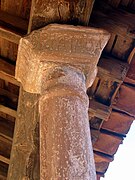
(14, 24, 110, 179)
(16, 24, 110, 93)
(39, 63, 96, 179)
(28, 0, 95, 32)
(7, 88, 40, 180)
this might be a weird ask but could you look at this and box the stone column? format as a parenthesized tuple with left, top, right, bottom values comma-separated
(15, 24, 110, 180)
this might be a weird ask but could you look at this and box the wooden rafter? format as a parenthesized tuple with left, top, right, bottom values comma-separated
(90, 0, 135, 38)
(0, 58, 20, 86)
(28, 0, 95, 32)
(0, 105, 17, 118)
(0, 155, 10, 165)
(89, 100, 111, 121)
(0, 11, 28, 33)
(0, 27, 21, 44)
(98, 57, 129, 83)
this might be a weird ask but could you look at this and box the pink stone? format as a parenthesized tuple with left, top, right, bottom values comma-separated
(16, 24, 110, 93)
(15, 24, 110, 179)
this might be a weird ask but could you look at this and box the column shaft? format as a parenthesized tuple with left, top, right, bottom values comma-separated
(39, 63, 96, 180)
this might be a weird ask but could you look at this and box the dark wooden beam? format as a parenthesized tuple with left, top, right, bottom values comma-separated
(0, 155, 10, 165)
(0, 158, 9, 179)
(0, 58, 20, 86)
(0, 11, 28, 33)
(125, 49, 135, 85)
(89, 100, 111, 121)
(0, 174, 7, 180)
(94, 152, 112, 174)
(91, 129, 100, 145)
(0, 11, 25, 43)
(0, 88, 18, 100)
(107, 0, 121, 8)
(0, 135, 12, 160)
(90, 116, 103, 130)
(0, 116, 14, 140)
(90, 0, 135, 38)
(0, 26, 21, 44)
(93, 131, 123, 156)
(28, 0, 95, 32)
(0, 104, 17, 118)
(88, 56, 129, 110)
(90, 78, 120, 106)
(94, 150, 114, 162)
(113, 84, 135, 117)
(96, 172, 104, 178)
(102, 110, 134, 135)
(0, 87, 18, 110)
(98, 57, 129, 83)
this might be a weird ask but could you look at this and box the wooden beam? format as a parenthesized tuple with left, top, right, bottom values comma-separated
(0, 58, 15, 76)
(89, 56, 129, 108)
(94, 150, 114, 162)
(0, 0, 31, 22)
(0, 88, 18, 102)
(98, 57, 129, 83)
(90, 116, 103, 130)
(89, 100, 111, 121)
(0, 135, 12, 160)
(0, 174, 7, 180)
(0, 58, 20, 86)
(111, 36, 134, 61)
(125, 50, 135, 85)
(94, 152, 111, 174)
(0, 105, 17, 118)
(94, 78, 120, 106)
(93, 132, 123, 156)
(0, 116, 14, 140)
(120, 0, 131, 7)
(28, 0, 95, 32)
(0, 155, 10, 165)
(0, 26, 21, 44)
(102, 110, 134, 135)
(90, 0, 135, 38)
(88, 56, 128, 103)
(107, 0, 121, 8)
(96, 172, 104, 178)
(0, 161, 8, 180)
(0, 87, 18, 110)
(113, 84, 135, 117)
(91, 129, 100, 145)
(0, 11, 28, 33)
(0, 133, 12, 142)
(0, 70, 19, 86)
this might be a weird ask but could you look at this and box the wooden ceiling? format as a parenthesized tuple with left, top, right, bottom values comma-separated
(0, 0, 135, 179)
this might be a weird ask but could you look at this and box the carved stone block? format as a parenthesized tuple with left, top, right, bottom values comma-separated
(16, 24, 110, 93)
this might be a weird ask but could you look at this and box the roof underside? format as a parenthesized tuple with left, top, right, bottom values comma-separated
(0, 0, 135, 179)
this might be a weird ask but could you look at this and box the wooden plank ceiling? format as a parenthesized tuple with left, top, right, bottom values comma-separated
(0, 0, 135, 179)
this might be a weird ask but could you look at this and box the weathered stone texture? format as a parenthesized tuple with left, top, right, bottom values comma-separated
(39, 64, 96, 179)
(16, 24, 110, 93)
(7, 88, 40, 180)
(12, 24, 110, 179)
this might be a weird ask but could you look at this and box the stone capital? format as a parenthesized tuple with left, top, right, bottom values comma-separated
(16, 24, 110, 93)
